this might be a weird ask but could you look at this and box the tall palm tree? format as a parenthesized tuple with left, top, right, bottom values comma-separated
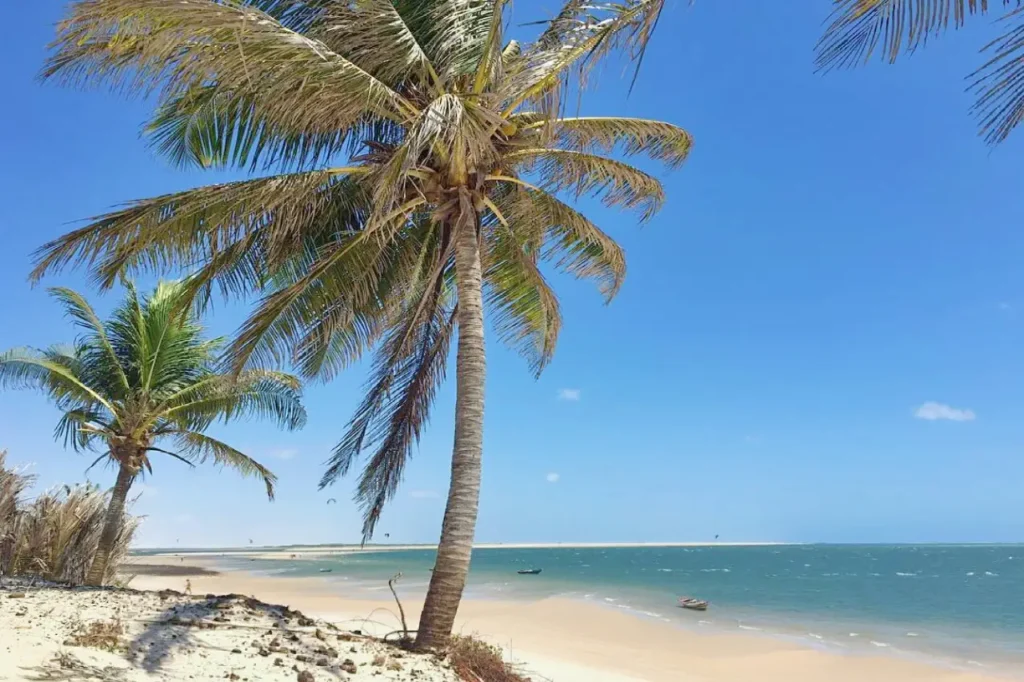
(816, 0, 1024, 144)
(0, 281, 306, 585)
(33, 0, 689, 643)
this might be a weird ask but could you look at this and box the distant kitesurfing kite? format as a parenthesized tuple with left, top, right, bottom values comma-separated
(715, 534, 719, 540)
(327, 498, 337, 505)
(384, 533, 390, 538)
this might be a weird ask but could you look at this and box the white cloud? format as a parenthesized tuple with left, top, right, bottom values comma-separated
(558, 388, 581, 401)
(410, 490, 439, 499)
(270, 448, 299, 460)
(914, 402, 976, 422)
(546, 472, 560, 483)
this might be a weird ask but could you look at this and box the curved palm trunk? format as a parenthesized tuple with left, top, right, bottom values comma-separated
(85, 462, 136, 586)
(416, 214, 486, 649)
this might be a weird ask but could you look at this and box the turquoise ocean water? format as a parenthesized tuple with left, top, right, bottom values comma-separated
(153, 545, 1024, 677)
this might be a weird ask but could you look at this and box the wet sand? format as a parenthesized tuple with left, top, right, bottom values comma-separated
(122, 554, 1011, 682)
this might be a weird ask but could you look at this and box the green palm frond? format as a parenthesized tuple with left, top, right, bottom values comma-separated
(146, 86, 356, 172)
(169, 430, 278, 500)
(483, 218, 561, 376)
(817, 0, 1024, 144)
(493, 183, 627, 300)
(289, 218, 450, 382)
(409, 0, 498, 81)
(54, 409, 110, 452)
(321, 279, 455, 540)
(0, 347, 114, 413)
(32, 168, 367, 286)
(970, 6, 1024, 143)
(315, 0, 442, 88)
(48, 287, 130, 394)
(505, 149, 664, 222)
(160, 369, 306, 432)
(224, 221, 411, 376)
(816, 0, 996, 69)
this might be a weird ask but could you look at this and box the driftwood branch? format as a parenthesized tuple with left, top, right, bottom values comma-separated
(388, 572, 409, 639)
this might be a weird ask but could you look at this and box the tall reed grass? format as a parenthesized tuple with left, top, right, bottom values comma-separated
(0, 450, 138, 585)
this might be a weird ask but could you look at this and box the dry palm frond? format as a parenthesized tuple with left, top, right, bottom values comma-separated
(505, 148, 664, 221)
(530, 116, 693, 168)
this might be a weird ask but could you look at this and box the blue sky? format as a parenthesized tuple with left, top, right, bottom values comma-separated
(1, 2, 1022, 547)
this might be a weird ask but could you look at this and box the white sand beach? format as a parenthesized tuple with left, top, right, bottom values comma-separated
(54, 554, 1004, 682)
(0, 576, 459, 682)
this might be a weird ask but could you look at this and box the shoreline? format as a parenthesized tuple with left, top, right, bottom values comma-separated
(135, 542, 792, 561)
(122, 555, 1016, 682)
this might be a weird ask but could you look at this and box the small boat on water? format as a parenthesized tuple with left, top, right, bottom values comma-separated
(318, 568, 333, 573)
(517, 568, 542, 575)
(678, 597, 708, 611)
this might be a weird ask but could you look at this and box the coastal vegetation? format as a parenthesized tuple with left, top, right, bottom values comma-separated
(0, 282, 306, 585)
(29, 0, 687, 645)
(0, 450, 138, 586)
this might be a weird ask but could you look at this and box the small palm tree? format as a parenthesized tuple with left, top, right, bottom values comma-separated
(33, 0, 687, 642)
(0, 282, 306, 585)
(816, 0, 1024, 144)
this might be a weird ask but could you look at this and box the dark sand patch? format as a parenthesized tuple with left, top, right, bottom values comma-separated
(119, 563, 219, 577)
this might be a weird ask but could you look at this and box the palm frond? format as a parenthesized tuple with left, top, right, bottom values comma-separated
(48, 287, 131, 395)
(288, 217, 449, 382)
(473, 0, 512, 93)
(492, 184, 627, 300)
(970, 6, 1024, 143)
(816, 0, 999, 70)
(170, 430, 277, 500)
(0, 348, 114, 413)
(503, 0, 666, 116)
(31, 168, 366, 286)
(146, 85, 356, 172)
(534, 0, 591, 49)
(160, 369, 307, 432)
(321, 280, 455, 541)
(54, 409, 109, 452)
(530, 116, 693, 168)
(224, 205, 427, 377)
(44, 0, 417, 132)
(482, 216, 561, 376)
(315, 0, 442, 88)
(504, 149, 664, 222)
(411, 0, 498, 82)
(244, 0, 335, 33)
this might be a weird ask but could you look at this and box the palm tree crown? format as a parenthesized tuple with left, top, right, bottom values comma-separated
(0, 281, 306, 495)
(35, 0, 689, 537)
(33, 0, 687, 638)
